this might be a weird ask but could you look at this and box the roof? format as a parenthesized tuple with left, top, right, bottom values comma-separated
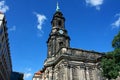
(35, 71, 42, 75)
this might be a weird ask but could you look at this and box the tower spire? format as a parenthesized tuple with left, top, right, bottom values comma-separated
(56, 2, 60, 11)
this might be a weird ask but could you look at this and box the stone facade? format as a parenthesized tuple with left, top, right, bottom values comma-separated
(33, 4, 120, 80)
(43, 48, 104, 80)
(33, 71, 43, 80)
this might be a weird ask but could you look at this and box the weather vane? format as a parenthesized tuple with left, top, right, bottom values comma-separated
(56, 1, 60, 11)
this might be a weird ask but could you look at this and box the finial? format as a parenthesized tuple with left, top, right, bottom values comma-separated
(56, 2, 60, 11)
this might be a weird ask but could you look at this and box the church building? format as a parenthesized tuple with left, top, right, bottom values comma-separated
(33, 3, 105, 80)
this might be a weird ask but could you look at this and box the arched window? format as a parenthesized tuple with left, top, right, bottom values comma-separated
(59, 42, 63, 47)
(58, 20, 62, 26)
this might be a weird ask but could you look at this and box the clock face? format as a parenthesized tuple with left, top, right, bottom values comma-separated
(59, 30, 63, 34)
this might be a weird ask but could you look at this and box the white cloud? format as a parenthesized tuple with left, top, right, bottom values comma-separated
(0, 1, 9, 13)
(85, 0, 104, 10)
(24, 73, 32, 79)
(34, 12, 47, 37)
(34, 12, 46, 31)
(112, 16, 120, 28)
(24, 68, 32, 79)
(112, 14, 120, 29)
(9, 26, 16, 31)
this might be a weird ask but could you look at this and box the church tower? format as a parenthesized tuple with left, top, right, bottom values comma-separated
(47, 3, 70, 58)
(33, 2, 105, 80)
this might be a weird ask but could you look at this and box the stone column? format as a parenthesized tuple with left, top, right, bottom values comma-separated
(89, 68, 93, 80)
(67, 65, 70, 80)
(70, 65, 73, 80)
(64, 65, 68, 80)
(52, 39, 55, 54)
(50, 67, 55, 80)
(53, 68, 57, 80)
(79, 66, 85, 80)
(49, 69, 52, 80)
(45, 70, 47, 80)
(96, 68, 101, 80)
(86, 67, 90, 80)
(92, 67, 96, 80)
(92, 67, 101, 80)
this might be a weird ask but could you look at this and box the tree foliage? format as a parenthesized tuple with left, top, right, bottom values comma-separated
(101, 31, 120, 79)
(112, 31, 120, 49)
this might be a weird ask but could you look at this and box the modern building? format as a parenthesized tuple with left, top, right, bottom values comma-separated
(33, 3, 120, 80)
(10, 72, 24, 80)
(0, 13, 24, 80)
(0, 13, 12, 80)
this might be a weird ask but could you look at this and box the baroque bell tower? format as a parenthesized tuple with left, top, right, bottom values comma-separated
(47, 2, 70, 58)
(33, 2, 105, 80)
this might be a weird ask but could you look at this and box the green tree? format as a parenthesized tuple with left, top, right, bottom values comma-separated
(101, 31, 120, 79)
(113, 31, 120, 65)
(112, 31, 120, 49)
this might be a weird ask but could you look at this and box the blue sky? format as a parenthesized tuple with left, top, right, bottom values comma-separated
(0, 0, 120, 80)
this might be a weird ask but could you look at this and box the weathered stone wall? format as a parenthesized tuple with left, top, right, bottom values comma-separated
(51, 59, 103, 80)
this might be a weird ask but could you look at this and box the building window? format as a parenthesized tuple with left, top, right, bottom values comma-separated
(2, 36, 4, 42)
(0, 43, 1, 50)
(59, 42, 63, 48)
(0, 29, 3, 35)
(58, 20, 61, 26)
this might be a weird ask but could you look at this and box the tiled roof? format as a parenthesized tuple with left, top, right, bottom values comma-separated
(35, 71, 42, 75)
